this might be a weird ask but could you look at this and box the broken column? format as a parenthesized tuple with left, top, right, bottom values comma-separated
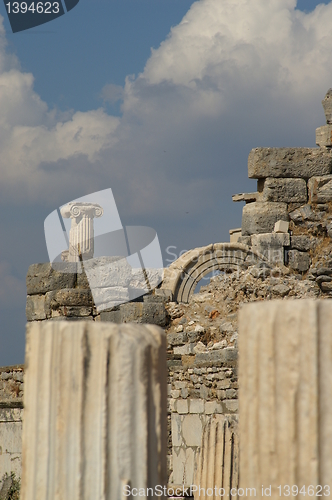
(194, 415, 239, 500)
(21, 321, 167, 500)
(60, 202, 104, 261)
(238, 300, 332, 498)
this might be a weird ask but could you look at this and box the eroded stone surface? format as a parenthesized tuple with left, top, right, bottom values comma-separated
(308, 175, 332, 203)
(248, 148, 332, 179)
(262, 178, 307, 203)
(242, 202, 289, 236)
(26, 264, 76, 295)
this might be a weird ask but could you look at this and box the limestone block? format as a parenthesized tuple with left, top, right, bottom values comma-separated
(251, 232, 289, 265)
(46, 289, 93, 310)
(183, 448, 195, 486)
(172, 448, 185, 485)
(83, 256, 132, 288)
(288, 249, 311, 272)
(182, 415, 202, 446)
(99, 302, 167, 327)
(248, 148, 332, 179)
(177, 399, 189, 414)
(291, 235, 312, 251)
(242, 202, 289, 236)
(274, 220, 289, 233)
(232, 192, 259, 203)
(204, 401, 223, 414)
(289, 204, 321, 223)
(262, 178, 307, 203)
(171, 414, 182, 447)
(194, 415, 239, 500)
(26, 263, 76, 295)
(21, 321, 167, 500)
(91, 286, 129, 310)
(194, 348, 238, 366)
(229, 228, 242, 243)
(322, 88, 332, 124)
(174, 343, 195, 355)
(26, 295, 47, 321)
(224, 400, 238, 412)
(238, 300, 332, 496)
(316, 125, 332, 147)
(55, 306, 93, 317)
(0, 408, 23, 483)
(123, 302, 168, 326)
(308, 175, 332, 203)
(189, 399, 204, 414)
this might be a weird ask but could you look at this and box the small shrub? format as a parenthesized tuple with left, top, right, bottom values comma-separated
(0, 472, 20, 500)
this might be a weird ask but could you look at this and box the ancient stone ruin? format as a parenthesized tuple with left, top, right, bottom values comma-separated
(2, 90, 332, 499)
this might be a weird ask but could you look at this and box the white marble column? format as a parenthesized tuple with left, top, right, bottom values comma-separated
(21, 321, 167, 500)
(238, 300, 332, 500)
(60, 202, 103, 261)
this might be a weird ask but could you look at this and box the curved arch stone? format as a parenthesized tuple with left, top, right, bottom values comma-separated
(161, 243, 266, 303)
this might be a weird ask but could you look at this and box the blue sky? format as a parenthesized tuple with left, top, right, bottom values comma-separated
(0, 0, 331, 365)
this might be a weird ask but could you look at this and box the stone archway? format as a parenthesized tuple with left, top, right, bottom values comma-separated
(160, 243, 266, 303)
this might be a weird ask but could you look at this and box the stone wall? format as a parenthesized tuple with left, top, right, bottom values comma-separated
(26, 263, 168, 326)
(0, 365, 24, 489)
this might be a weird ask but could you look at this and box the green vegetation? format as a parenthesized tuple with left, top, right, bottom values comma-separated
(0, 472, 20, 500)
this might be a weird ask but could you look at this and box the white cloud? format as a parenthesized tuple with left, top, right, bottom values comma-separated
(0, 0, 332, 215)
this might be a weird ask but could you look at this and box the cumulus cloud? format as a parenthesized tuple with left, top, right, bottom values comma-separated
(0, 0, 332, 216)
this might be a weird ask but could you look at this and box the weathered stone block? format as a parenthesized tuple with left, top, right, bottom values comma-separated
(83, 256, 132, 288)
(248, 148, 332, 179)
(182, 415, 202, 446)
(251, 232, 290, 248)
(288, 249, 311, 272)
(189, 399, 204, 414)
(91, 286, 129, 310)
(177, 399, 188, 414)
(239, 300, 332, 493)
(21, 321, 167, 500)
(46, 289, 93, 309)
(322, 88, 332, 124)
(171, 414, 182, 446)
(204, 401, 223, 414)
(26, 263, 76, 295)
(173, 343, 195, 355)
(252, 233, 289, 265)
(274, 220, 289, 233)
(229, 228, 242, 243)
(194, 348, 237, 366)
(54, 306, 93, 317)
(308, 175, 332, 203)
(242, 202, 289, 236)
(291, 235, 312, 251)
(167, 332, 187, 347)
(316, 125, 332, 147)
(289, 204, 321, 223)
(262, 178, 307, 203)
(26, 295, 48, 321)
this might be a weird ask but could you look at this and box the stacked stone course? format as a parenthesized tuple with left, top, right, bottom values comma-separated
(26, 262, 168, 326)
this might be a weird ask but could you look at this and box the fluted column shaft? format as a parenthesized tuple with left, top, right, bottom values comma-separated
(21, 321, 167, 500)
(239, 300, 332, 499)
